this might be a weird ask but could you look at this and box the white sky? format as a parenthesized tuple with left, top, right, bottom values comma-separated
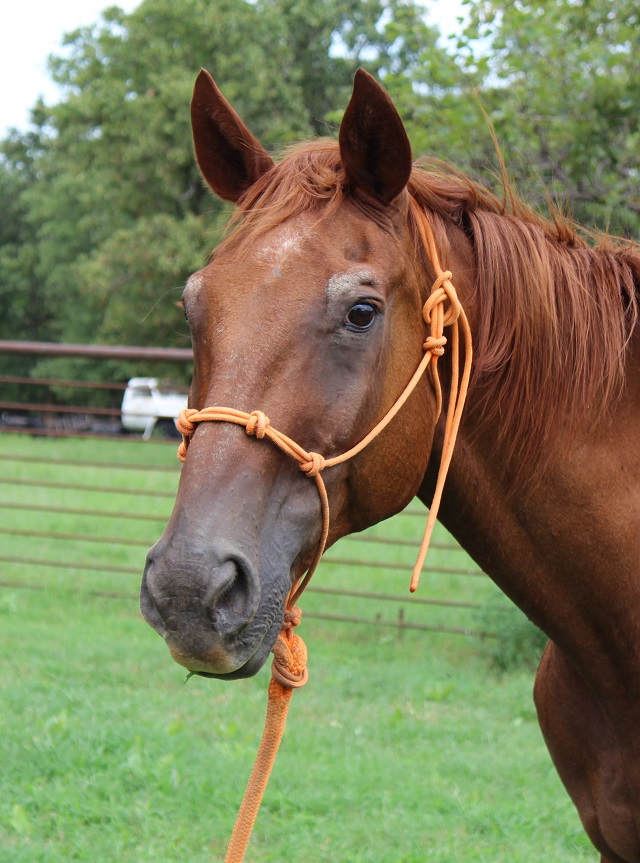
(0, 0, 138, 135)
(0, 0, 466, 137)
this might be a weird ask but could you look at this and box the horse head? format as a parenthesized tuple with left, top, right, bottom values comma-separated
(140, 70, 455, 678)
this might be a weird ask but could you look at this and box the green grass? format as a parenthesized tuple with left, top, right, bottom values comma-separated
(0, 433, 501, 633)
(0, 434, 594, 862)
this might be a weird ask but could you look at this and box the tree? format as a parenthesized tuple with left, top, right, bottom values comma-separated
(1, 0, 452, 368)
(0, 0, 637, 391)
(373, 2, 488, 169)
(457, 0, 640, 235)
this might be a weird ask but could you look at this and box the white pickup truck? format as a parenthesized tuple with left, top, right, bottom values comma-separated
(121, 377, 188, 439)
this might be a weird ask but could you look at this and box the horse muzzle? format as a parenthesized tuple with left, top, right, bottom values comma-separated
(140, 538, 283, 679)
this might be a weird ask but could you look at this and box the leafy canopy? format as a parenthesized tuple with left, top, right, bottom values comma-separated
(0, 0, 637, 379)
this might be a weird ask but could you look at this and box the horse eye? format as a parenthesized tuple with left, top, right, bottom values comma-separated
(344, 302, 377, 331)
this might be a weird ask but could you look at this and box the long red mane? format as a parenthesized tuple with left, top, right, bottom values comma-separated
(409, 162, 640, 472)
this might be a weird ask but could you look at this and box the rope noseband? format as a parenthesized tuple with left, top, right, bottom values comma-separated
(176, 200, 472, 862)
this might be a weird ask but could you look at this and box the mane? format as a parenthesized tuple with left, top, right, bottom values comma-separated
(213, 141, 640, 478)
(408, 162, 640, 477)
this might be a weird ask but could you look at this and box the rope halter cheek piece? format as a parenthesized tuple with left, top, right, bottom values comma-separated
(175, 199, 473, 863)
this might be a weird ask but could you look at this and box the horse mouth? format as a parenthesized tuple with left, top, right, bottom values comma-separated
(187, 656, 271, 681)
(167, 632, 276, 680)
(140, 567, 282, 679)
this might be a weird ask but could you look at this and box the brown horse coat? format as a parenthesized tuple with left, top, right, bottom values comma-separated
(142, 69, 640, 862)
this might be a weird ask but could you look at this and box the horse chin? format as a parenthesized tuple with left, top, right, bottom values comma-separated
(188, 648, 272, 680)
(166, 631, 276, 680)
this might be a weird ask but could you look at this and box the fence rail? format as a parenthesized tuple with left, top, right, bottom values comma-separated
(0, 340, 502, 638)
(0, 339, 193, 362)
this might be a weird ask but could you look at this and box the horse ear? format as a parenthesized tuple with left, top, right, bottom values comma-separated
(339, 69, 412, 206)
(191, 68, 274, 203)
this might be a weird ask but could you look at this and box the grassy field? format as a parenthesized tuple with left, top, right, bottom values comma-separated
(0, 434, 594, 862)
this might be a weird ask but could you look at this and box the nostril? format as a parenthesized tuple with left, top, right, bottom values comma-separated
(205, 554, 261, 636)
(140, 542, 261, 644)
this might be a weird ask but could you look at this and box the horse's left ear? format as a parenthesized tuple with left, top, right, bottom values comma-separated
(339, 69, 412, 206)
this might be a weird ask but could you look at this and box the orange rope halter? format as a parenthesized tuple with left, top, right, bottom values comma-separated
(175, 200, 472, 862)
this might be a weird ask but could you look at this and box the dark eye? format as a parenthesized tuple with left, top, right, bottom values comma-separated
(344, 302, 377, 331)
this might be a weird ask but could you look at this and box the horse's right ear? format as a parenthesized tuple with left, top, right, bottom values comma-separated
(190, 69, 274, 203)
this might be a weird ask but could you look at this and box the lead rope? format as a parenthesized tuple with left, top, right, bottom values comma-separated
(220, 606, 307, 863)
(175, 200, 472, 862)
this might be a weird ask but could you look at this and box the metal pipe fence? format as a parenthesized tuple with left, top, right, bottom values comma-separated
(0, 340, 502, 638)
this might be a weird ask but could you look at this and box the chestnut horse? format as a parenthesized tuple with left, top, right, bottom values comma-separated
(141, 69, 640, 862)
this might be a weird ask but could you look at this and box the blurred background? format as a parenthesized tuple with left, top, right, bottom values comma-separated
(1, 0, 637, 377)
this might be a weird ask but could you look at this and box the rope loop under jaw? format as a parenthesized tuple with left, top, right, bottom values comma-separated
(222, 604, 308, 863)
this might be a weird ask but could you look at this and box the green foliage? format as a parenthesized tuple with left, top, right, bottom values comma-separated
(0, 134, 50, 357)
(0, 0, 638, 370)
(478, 594, 548, 672)
(458, 0, 640, 234)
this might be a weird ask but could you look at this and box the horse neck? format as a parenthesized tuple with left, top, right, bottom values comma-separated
(425, 338, 640, 672)
(418, 216, 640, 646)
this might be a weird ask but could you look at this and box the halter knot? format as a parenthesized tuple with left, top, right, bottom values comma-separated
(423, 274, 461, 328)
(176, 407, 198, 437)
(246, 410, 270, 439)
(424, 335, 447, 356)
(271, 630, 308, 689)
(176, 408, 199, 463)
(432, 270, 453, 292)
(300, 452, 326, 478)
(282, 606, 302, 630)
